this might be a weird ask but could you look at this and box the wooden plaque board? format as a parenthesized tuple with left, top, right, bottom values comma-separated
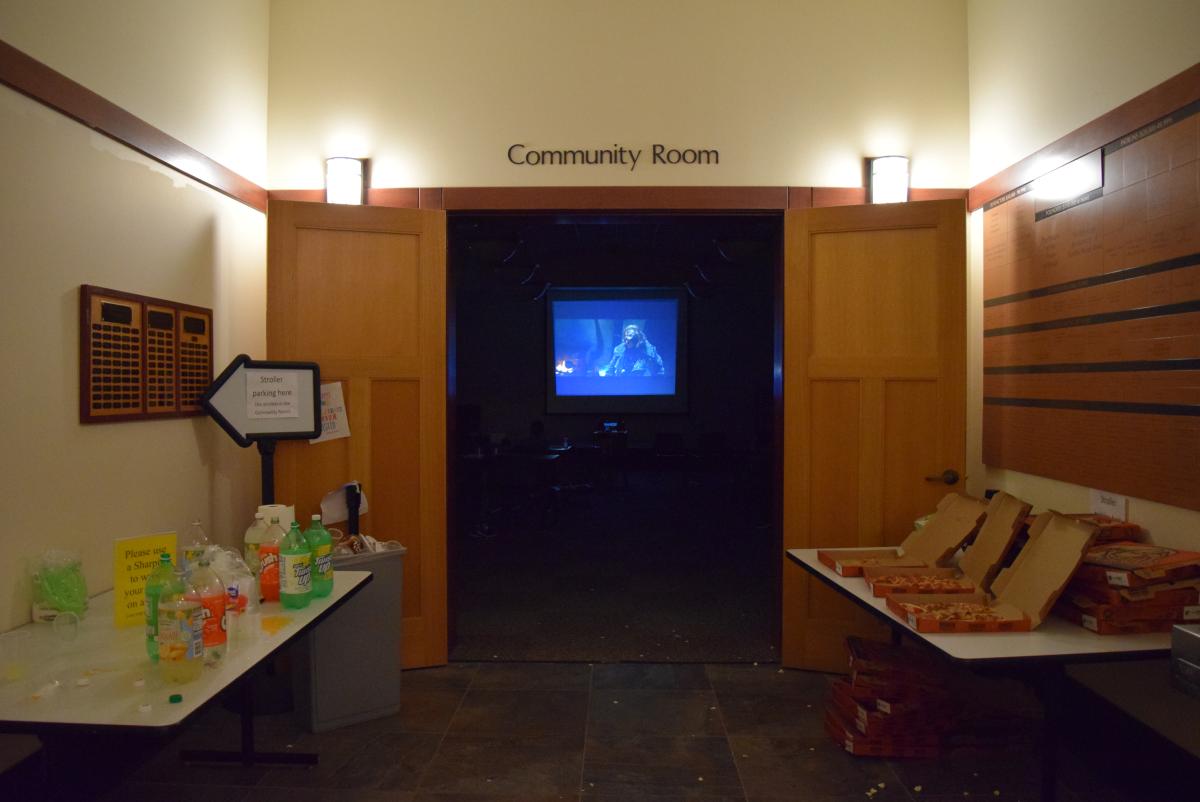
(981, 101, 1200, 510)
(80, 285, 212, 423)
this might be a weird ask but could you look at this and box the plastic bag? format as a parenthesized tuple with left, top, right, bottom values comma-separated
(207, 546, 259, 644)
(31, 550, 88, 623)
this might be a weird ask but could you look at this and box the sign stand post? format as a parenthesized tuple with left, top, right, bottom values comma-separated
(193, 353, 323, 767)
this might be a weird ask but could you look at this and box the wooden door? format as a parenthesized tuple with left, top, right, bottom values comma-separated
(782, 199, 966, 672)
(268, 200, 447, 668)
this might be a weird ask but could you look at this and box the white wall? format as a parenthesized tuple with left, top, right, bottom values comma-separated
(965, 0, 1200, 548)
(0, 0, 269, 184)
(0, 1, 269, 630)
(268, 0, 969, 189)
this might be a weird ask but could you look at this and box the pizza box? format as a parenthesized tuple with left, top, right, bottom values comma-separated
(862, 492, 1031, 596)
(845, 635, 943, 674)
(1024, 512, 1142, 543)
(1063, 576, 1200, 606)
(862, 566, 976, 597)
(830, 680, 953, 738)
(1072, 541, 1200, 589)
(817, 493, 988, 576)
(886, 511, 1097, 633)
(823, 707, 941, 758)
(1054, 602, 1181, 635)
(1055, 595, 1200, 625)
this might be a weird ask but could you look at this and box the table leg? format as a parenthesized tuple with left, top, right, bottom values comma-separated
(1033, 664, 1065, 802)
(179, 669, 317, 767)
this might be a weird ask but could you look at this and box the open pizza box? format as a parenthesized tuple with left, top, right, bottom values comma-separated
(817, 493, 987, 577)
(886, 511, 1097, 633)
(863, 492, 1031, 597)
(1071, 541, 1200, 589)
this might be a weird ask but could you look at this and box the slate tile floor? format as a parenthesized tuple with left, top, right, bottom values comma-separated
(6, 661, 1187, 801)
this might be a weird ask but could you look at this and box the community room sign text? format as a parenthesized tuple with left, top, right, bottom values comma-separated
(508, 143, 719, 171)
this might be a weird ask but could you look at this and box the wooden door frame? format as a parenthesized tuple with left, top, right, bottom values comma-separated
(395, 185, 966, 659)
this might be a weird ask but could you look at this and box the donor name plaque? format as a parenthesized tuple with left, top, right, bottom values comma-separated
(508, 143, 719, 171)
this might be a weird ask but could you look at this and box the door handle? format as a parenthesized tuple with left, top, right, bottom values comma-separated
(924, 469, 960, 485)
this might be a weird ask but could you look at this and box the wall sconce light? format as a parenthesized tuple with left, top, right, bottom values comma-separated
(867, 156, 910, 204)
(325, 157, 366, 205)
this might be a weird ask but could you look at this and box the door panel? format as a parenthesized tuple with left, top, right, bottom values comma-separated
(269, 201, 447, 669)
(783, 200, 966, 672)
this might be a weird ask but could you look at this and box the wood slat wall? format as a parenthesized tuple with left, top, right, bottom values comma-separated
(981, 98, 1200, 510)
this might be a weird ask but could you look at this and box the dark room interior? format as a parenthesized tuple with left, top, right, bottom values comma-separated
(449, 213, 782, 662)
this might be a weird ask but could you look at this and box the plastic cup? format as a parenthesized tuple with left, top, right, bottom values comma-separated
(1, 630, 32, 682)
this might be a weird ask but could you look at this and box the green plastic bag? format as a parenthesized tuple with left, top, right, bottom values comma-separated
(31, 550, 88, 623)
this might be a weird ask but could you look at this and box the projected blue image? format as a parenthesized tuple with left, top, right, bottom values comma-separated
(551, 298, 678, 397)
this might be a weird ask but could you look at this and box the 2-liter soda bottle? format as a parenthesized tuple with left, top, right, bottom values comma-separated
(280, 521, 312, 609)
(258, 516, 286, 602)
(243, 512, 268, 576)
(156, 566, 204, 683)
(185, 554, 227, 664)
(303, 514, 334, 598)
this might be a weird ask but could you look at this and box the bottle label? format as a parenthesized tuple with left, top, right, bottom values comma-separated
(196, 593, 227, 647)
(258, 546, 280, 598)
(158, 607, 204, 663)
(313, 544, 333, 579)
(281, 552, 312, 595)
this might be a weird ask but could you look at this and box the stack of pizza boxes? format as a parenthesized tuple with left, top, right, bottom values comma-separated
(825, 636, 1039, 757)
(824, 636, 955, 757)
(817, 493, 989, 578)
(1053, 541, 1200, 634)
(862, 492, 1031, 598)
(886, 511, 1098, 633)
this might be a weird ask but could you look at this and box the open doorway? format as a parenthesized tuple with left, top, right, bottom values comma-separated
(449, 212, 782, 662)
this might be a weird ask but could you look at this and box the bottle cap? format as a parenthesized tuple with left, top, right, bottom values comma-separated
(312, 514, 320, 520)
(255, 512, 265, 520)
(169, 693, 183, 704)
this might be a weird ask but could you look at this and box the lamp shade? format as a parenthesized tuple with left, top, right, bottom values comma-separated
(325, 157, 365, 205)
(868, 156, 909, 204)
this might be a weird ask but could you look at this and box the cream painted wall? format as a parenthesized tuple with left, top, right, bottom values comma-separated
(268, 0, 969, 189)
(965, 0, 1200, 549)
(0, 0, 269, 630)
(0, 87, 265, 629)
(967, 0, 1200, 184)
(0, 0, 269, 183)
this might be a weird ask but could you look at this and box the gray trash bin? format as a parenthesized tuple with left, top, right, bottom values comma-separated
(293, 545, 406, 732)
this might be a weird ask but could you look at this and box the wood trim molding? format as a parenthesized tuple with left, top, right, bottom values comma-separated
(267, 189, 325, 204)
(0, 39, 267, 212)
(968, 61, 1200, 212)
(439, 186, 790, 210)
(269, 185, 966, 212)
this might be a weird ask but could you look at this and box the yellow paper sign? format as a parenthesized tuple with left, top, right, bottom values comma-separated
(112, 532, 177, 628)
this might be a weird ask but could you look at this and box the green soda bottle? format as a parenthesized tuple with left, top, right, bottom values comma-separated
(144, 553, 175, 661)
(303, 514, 334, 598)
(279, 521, 312, 609)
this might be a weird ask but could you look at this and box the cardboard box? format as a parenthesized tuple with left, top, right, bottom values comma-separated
(823, 707, 941, 758)
(1064, 577, 1200, 606)
(1025, 513, 1142, 543)
(863, 491, 1030, 597)
(862, 566, 977, 597)
(1073, 541, 1200, 589)
(817, 493, 988, 577)
(1054, 602, 1180, 634)
(1057, 595, 1200, 624)
(887, 511, 1097, 633)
